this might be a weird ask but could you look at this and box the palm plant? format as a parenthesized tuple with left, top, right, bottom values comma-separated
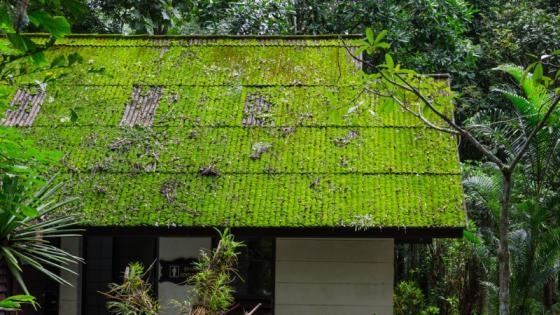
(464, 65, 560, 313)
(0, 174, 83, 294)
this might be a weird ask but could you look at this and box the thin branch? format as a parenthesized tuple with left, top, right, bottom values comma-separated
(391, 71, 506, 169)
(391, 95, 459, 134)
(245, 303, 262, 315)
(341, 39, 508, 168)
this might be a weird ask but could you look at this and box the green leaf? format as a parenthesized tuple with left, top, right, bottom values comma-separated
(375, 30, 388, 44)
(533, 63, 543, 83)
(0, 294, 36, 310)
(50, 55, 66, 68)
(67, 52, 83, 65)
(6, 33, 36, 53)
(70, 109, 78, 123)
(377, 42, 391, 49)
(21, 205, 39, 219)
(463, 230, 481, 245)
(366, 28, 374, 45)
(31, 52, 48, 65)
(379, 98, 396, 113)
(0, 7, 14, 33)
(28, 11, 70, 39)
(385, 53, 394, 70)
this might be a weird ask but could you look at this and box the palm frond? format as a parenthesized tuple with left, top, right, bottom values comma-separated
(494, 64, 557, 127)
(0, 176, 83, 294)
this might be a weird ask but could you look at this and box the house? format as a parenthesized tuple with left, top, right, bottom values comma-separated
(3, 35, 466, 315)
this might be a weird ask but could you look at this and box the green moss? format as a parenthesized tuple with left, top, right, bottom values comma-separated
(4, 36, 465, 228)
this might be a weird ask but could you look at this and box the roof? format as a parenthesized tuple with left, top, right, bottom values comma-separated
(2, 35, 466, 232)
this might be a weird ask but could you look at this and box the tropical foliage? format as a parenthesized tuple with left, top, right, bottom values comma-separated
(0, 175, 82, 293)
(187, 229, 243, 315)
(102, 262, 160, 315)
(1, 1, 559, 314)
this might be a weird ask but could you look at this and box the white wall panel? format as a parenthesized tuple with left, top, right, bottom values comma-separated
(275, 238, 394, 315)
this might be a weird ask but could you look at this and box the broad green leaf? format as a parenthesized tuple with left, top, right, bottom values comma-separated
(385, 53, 394, 70)
(355, 46, 367, 56)
(21, 205, 39, 219)
(366, 28, 374, 45)
(375, 30, 388, 44)
(6, 33, 36, 53)
(533, 63, 543, 83)
(28, 11, 70, 39)
(377, 42, 391, 49)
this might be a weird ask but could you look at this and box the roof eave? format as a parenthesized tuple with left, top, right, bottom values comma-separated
(83, 225, 465, 239)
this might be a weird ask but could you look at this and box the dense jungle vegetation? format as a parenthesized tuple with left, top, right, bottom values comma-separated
(1, 0, 560, 314)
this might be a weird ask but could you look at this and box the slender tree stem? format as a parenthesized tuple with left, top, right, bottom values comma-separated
(498, 170, 512, 315)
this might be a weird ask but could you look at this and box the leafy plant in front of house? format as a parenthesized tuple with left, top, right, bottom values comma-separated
(102, 262, 160, 315)
(0, 175, 82, 293)
(394, 280, 440, 315)
(182, 229, 243, 315)
(0, 294, 37, 311)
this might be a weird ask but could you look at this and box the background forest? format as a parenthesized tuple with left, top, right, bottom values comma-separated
(1, 0, 560, 314)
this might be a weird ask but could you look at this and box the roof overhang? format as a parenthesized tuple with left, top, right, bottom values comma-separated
(83, 226, 464, 240)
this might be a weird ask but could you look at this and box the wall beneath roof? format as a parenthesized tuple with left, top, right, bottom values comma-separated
(58, 237, 83, 315)
(275, 238, 394, 315)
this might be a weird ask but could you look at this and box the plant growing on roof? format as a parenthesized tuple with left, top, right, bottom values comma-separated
(352, 28, 560, 315)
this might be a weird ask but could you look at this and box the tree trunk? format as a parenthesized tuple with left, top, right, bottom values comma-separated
(498, 171, 512, 315)
(543, 278, 556, 310)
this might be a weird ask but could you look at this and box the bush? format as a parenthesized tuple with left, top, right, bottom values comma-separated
(394, 281, 440, 315)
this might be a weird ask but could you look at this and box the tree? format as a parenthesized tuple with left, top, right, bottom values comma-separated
(351, 29, 560, 315)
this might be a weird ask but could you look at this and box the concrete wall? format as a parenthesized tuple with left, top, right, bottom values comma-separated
(275, 238, 394, 315)
(158, 237, 211, 315)
(58, 237, 83, 315)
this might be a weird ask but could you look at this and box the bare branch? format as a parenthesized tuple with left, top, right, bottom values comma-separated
(391, 71, 506, 169)
(391, 95, 459, 134)
(341, 39, 506, 168)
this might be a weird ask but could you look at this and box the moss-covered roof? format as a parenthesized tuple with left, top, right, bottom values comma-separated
(2, 35, 465, 229)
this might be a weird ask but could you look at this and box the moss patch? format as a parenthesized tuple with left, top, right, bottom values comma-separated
(3, 36, 465, 228)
